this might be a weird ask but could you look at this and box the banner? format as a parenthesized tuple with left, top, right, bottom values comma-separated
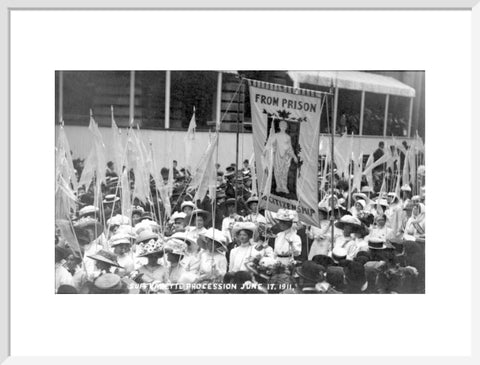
(248, 80, 324, 226)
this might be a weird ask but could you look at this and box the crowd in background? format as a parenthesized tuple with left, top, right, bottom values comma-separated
(55, 140, 425, 295)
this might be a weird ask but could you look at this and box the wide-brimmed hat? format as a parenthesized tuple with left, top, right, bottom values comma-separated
(373, 198, 389, 208)
(137, 239, 164, 257)
(87, 250, 123, 268)
(116, 225, 136, 240)
(180, 201, 196, 211)
(170, 211, 187, 223)
(170, 231, 197, 246)
(109, 233, 132, 247)
(231, 221, 257, 237)
(78, 205, 100, 218)
(334, 215, 364, 232)
(134, 219, 161, 234)
(73, 217, 104, 243)
(368, 238, 387, 250)
(103, 194, 120, 204)
(184, 209, 211, 225)
(275, 209, 297, 222)
(107, 214, 131, 227)
(164, 238, 188, 256)
(135, 230, 159, 245)
(199, 228, 227, 248)
(246, 196, 259, 206)
(94, 273, 124, 291)
(295, 261, 325, 283)
(352, 193, 368, 202)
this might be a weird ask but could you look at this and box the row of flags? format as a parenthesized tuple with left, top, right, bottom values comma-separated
(55, 107, 218, 223)
(319, 132, 425, 197)
(56, 106, 425, 225)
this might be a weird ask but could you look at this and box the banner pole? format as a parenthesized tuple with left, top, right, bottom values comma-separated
(330, 85, 337, 247)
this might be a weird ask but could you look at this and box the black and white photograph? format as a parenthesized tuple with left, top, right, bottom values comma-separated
(55, 70, 425, 294)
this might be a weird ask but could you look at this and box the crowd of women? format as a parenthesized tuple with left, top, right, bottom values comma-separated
(55, 159, 425, 294)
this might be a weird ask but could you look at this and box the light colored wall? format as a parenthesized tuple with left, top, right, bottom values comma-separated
(58, 125, 414, 170)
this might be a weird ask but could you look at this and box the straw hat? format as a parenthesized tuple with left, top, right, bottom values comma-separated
(107, 214, 131, 227)
(109, 233, 132, 247)
(231, 221, 257, 237)
(184, 209, 211, 225)
(275, 209, 296, 222)
(73, 217, 104, 243)
(352, 192, 368, 201)
(334, 215, 363, 231)
(78, 205, 99, 218)
(103, 194, 120, 204)
(94, 273, 124, 291)
(137, 239, 165, 257)
(164, 238, 188, 256)
(181, 201, 197, 211)
(373, 198, 389, 208)
(170, 211, 187, 223)
(199, 228, 227, 248)
(135, 230, 159, 245)
(170, 231, 197, 246)
(368, 238, 387, 250)
(87, 250, 123, 268)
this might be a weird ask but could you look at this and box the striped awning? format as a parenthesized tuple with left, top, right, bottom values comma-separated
(287, 71, 416, 98)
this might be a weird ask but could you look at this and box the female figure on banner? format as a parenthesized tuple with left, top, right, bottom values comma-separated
(264, 120, 298, 195)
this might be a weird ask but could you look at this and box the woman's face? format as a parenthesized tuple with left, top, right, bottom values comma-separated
(249, 202, 258, 212)
(412, 206, 420, 217)
(195, 216, 204, 229)
(355, 202, 363, 211)
(173, 219, 185, 231)
(183, 206, 193, 215)
(376, 217, 386, 228)
(237, 230, 250, 244)
(113, 243, 130, 256)
(279, 121, 287, 132)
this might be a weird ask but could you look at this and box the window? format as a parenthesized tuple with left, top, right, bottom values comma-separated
(135, 71, 167, 129)
(61, 71, 131, 127)
(337, 89, 362, 135)
(362, 92, 386, 136)
(170, 71, 217, 129)
(386, 95, 410, 137)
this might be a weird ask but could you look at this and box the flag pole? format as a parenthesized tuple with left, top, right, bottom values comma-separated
(330, 84, 337, 245)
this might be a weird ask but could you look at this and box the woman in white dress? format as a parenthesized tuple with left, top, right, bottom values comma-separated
(307, 208, 333, 259)
(197, 228, 228, 278)
(367, 214, 393, 242)
(229, 222, 257, 272)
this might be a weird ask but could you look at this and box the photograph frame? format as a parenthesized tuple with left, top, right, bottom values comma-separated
(1, 0, 479, 363)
